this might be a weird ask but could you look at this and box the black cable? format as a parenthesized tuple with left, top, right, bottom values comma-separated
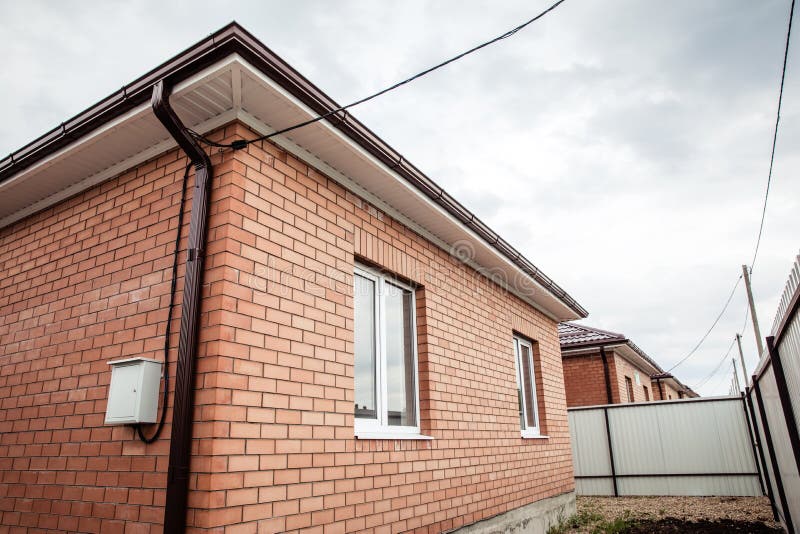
(751, 0, 795, 271)
(190, 0, 568, 150)
(667, 274, 743, 373)
(709, 360, 735, 395)
(693, 301, 752, 390)
(136, 162, 191, 444)
(666, 3, 795, 376)
(693, 336, 737, 390)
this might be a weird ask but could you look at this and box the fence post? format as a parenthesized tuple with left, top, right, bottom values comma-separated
(753, 374, 793, 531)
(603, 406, 618, 496)
(743, 390, 772, 507)
(766, 335, 800, 476)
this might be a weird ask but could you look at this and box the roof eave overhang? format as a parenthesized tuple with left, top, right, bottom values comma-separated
(560, 341, 625, 356)
(561, 340, 662, 376)
(612, 343, 662, 376)
(0, 24, 587, 322)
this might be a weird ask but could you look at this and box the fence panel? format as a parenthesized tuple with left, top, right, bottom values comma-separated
(748, 388, 782, 521)
(747, 252, 800, 533)
(569, 397, 761, 497)
(779, 309, 800, 448)
(568, 409, 614, 495)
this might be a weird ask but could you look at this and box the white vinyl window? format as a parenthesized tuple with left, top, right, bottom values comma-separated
(354, 264, 426, 439)
(514, 335, 541, 438)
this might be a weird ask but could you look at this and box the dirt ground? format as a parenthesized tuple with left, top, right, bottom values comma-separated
(550, 496, 782, 534)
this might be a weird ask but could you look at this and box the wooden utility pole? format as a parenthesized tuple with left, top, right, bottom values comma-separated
(736, 334, 748, 387)
(742, 265, 764, 357)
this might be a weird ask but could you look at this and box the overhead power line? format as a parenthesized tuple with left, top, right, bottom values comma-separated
(751, 0, 795, 271)
(693, 336, 737, 390)
(709, 360, 735, 395)
(667, 274, 743, 373)
(190, 0, 569, 150)
(673, 1, 795, 375)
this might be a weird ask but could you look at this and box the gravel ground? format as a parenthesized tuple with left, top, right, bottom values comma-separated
(554, 496, 781, 533)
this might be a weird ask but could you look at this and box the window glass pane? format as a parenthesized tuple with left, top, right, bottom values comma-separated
(515, 339, 525, 428)
(354, 274, 377, 419)
(384, 282, 417, 427)
(520, 343, 537, 429)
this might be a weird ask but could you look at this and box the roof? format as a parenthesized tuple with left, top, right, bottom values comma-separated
(558, 323, 700, 396)
(0, 22, 587, 322)
(558, 322, 627, 347)
(558, 322, 664, 375)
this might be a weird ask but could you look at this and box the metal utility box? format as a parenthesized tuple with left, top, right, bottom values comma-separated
(105, 357, 162, 425)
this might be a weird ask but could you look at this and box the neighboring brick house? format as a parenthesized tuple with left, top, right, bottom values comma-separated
(0, 24, 589, 534)
(558, 323, 696, 407)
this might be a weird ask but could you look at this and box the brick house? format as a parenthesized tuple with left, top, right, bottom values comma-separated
(0, 24, 589, 534)
(558, 323, 696, 407)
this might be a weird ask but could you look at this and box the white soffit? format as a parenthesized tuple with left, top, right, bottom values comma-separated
(615, 343, 661, 376)
(0, 54, 580, 321)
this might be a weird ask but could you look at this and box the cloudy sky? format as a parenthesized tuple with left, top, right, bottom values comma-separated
(2, 0, 798, 395)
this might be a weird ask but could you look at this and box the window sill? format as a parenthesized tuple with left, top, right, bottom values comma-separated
(355, 432, 434, 441)
(521, 431, 548, 440)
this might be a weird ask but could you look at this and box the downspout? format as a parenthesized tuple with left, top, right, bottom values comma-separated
(655, 377, 665, 400)
(151, 80, 213, 534)
(599, 346, 614, 405)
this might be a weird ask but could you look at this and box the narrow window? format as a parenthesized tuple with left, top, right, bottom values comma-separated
(354, 264, 420, 437)
(643, 385, 650, 401)
(514, 335, 540, 437)
(625, 376, 634, 403)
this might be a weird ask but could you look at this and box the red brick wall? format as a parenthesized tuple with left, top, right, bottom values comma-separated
(562, 353, 610, 407)
(610, 353, 653, 404)
(0, 121, 575, 533)
(562, 350, 658, 407)
(0, 131, 246, 533)
(199, 123, 574, 533)
(652, 381, 680, 401)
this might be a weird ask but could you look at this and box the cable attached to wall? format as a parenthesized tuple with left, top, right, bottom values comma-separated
(136, 161, 191, 444)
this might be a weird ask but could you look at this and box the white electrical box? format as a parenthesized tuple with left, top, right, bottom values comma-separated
(105, 357, 162, 425)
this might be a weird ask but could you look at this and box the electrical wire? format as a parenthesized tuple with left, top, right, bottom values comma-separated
(709, 360, 734, 396)
(136, 162, 191, 444)
(667, 274, 743, 373)
(751, 0, 795, 271)
(693, 336, 737, 390)
(189, 0, 568, 150)
(690, 295, 751, 392)
(671, 2, 795, 377)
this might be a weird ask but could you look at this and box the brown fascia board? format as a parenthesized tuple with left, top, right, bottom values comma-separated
(0, 22, 588, 319)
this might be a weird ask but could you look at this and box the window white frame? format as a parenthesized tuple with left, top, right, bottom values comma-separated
(514, 335, 541, 438)
(354, 264, 425, 439)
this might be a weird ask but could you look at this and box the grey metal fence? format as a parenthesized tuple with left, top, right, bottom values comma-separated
(568, 396, 762, 497)
(746, 252, 800, 534)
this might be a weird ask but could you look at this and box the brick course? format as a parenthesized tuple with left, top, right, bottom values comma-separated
(562, 353, 610, 407)
(562, 350, 656, 407)
(0, 121, 574, 533)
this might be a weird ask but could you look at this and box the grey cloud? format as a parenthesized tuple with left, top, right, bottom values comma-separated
(1, 0, 798, 395)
